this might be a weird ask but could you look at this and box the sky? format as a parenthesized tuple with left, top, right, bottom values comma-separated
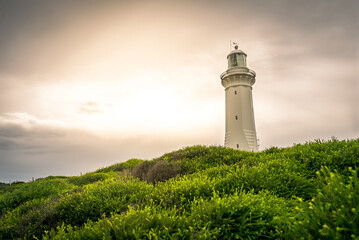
(0, 0, 358, 182)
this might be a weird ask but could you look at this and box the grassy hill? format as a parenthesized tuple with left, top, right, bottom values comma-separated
(0, 138, 358, 239)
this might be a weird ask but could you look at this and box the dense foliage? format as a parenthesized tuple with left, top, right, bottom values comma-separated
(0, 138, 358, 239)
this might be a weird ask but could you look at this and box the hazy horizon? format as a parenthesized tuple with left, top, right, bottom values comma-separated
(1, 0, 358, 182)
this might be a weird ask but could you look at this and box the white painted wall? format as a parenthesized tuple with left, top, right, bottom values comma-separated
(221, 50, 258, 151)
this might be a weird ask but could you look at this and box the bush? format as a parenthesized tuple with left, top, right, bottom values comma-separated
(43, 190, 294, 239)
(1, 138, 358, 239)
(288, 167, 359, 239)
(0, 176, 153, 239)
(281, 138, 359, 176)
(95, 158, 143, 173)
(68, 172, 116, 186)
(214, 159, 316, 199)
(131, 145, 255, 183)
(0, 197, 58, 239)
(55, 177, 153, 227)
(131, 160, 158, 181)
(0, 178, 74, 215)
(146, 160, 181, 183)
(159, 145, 255, 174)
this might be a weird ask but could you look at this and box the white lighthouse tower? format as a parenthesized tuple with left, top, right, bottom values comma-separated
(220, 45, 258, 151)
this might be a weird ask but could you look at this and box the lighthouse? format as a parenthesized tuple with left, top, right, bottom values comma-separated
(220, 45, 258, 151)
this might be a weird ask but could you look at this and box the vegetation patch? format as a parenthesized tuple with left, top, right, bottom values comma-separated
(0, 138, 358, 239)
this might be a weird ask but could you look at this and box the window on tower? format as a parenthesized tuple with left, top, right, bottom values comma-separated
(235, 116, 238, 120)
(230, 54, 237, 67)
(235, 91, 237, 95)
(237, 54, 246, 67)
(237, 144, 239, 148)
(228, 53, 247, 68)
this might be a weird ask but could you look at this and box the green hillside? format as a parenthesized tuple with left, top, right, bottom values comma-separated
(0, 138, 358, 239)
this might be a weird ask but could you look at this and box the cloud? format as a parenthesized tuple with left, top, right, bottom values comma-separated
(0, 113, 71, 156)
(0, 0, 125, 77)
(78, 101, 103, 114)
(0, 112, 218, 182)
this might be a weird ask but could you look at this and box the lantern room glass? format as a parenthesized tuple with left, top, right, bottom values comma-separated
(228, 53, 247, 68)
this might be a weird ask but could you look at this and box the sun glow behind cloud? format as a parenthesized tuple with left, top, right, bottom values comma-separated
(32, 64, 223, 137)
(7, 1, 228, 138)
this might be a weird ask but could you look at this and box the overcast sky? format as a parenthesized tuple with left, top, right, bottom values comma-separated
(0, 0, 358, 182)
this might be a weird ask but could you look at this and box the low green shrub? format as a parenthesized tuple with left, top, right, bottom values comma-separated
(214, 160, 316, 199)
(131, 145, 255, 183)
(0, 177, 153, 239)
(131, 160, 159, 181)
(43, 190, 294, 239)
(0, 197, 58, 239)
(68, 172, 117, 186)
(0, 178, 74, 215)
(1, 138, 358, 239)
(55, 176, 153, 227)
(95, 158, 143, 173)
(288, 167, 359, 239)
(146, 160, 181, 183)
(160, 145, 255, 174)
(281, 138, 359, 176)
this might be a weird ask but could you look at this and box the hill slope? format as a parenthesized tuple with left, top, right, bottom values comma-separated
(0, 138, 358, 239)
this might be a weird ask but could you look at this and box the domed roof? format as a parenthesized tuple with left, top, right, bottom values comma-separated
(227, 49, 247, 58)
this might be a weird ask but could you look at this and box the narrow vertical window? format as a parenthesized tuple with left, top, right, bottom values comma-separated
(237, 144, 239, 148)
(234, 91, 237, 95)
(235, 116, 238, 120)
(230, 54, 238, 67)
